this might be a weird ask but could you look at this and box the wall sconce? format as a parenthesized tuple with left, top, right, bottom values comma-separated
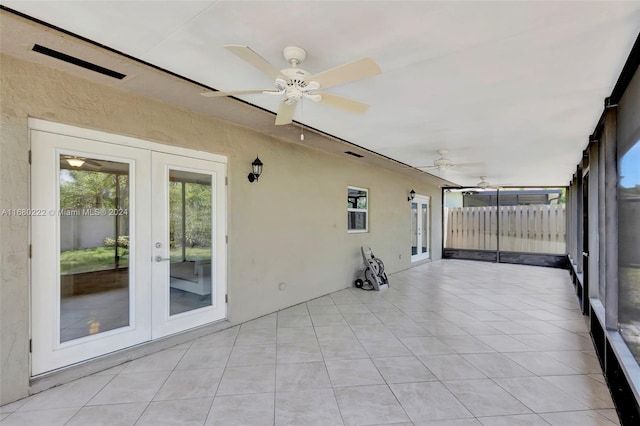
(407, 189, 416, 201)
(248, 156, 263, 183)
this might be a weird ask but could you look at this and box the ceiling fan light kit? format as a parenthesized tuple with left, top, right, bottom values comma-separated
(201, 45, 381, 126)
(415, 149, 486, 179)
(433, 150, 453, 169)
(61, 155, 105, 169)
(478, 176, 490, 189)
(418, 149, 465, 171)
(66, 157, 85, 168)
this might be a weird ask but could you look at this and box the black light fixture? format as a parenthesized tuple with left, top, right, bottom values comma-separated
(248, 156, 263, 183)
(408, 189, 416, 201)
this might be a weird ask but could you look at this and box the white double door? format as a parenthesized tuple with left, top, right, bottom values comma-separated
(411, 195, 430, 262)
(31, 125, 226, 375)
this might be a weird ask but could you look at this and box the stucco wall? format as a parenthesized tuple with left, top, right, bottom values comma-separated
(0, 53, 441, 404)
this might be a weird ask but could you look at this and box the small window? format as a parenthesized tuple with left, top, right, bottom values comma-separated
(347, 186, 368, 232)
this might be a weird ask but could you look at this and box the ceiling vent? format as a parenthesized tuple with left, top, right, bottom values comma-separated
(32, 44, 126, 80)
(344, 151, 364, 158)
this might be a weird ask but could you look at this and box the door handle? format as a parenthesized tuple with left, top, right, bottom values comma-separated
(154, 256, 170, 262)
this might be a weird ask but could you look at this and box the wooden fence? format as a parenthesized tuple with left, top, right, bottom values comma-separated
(445, 204, 566, 254)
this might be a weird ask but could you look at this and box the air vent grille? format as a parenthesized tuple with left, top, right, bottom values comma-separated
(32, 44, 126, 80)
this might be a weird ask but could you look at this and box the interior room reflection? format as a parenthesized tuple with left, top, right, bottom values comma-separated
(168, 170, 213, 315)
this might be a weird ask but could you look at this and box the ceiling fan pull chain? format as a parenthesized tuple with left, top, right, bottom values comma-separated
(300, 98, 305, 141)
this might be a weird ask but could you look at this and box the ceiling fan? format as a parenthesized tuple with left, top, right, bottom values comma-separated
(476, 176, 510, 189)
(201, 45, 382, 126)
(417, 149, 483, 171)
(60, 155, 103, 169)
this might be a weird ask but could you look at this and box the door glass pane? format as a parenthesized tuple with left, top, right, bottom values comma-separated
(169, 170, 213, 315)
(421, 204, 429, 254)
(59, 155, 130, 342)
(411, 203, 418, 255)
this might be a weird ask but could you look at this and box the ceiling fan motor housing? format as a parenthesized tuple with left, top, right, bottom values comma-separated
(477, 177, 490, 188)
(279, 68, 322, 104)
(434, 158, 452, 167)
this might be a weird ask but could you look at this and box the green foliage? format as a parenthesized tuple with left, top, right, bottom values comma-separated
(60, 246, 129, 274)
(547, 187, 567, 205)
(169, 181, 212, 250)
(169, 246, 212, 262)
(103, 236, 129, 248)
(60, 170, 129, 209)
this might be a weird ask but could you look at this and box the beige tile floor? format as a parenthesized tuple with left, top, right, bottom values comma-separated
(1, 260, 620, 425)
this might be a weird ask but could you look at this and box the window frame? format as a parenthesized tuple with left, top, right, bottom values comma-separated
(347, 186, 369, 233)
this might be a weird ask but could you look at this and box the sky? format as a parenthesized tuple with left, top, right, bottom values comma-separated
(620, 140, 640, 189)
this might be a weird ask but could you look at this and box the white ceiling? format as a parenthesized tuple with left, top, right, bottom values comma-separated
(3, 1, 639, 187)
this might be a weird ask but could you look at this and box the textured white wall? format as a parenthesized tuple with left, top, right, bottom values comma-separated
(0, 53, 441, 404)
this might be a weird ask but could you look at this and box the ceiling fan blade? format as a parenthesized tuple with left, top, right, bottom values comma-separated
(200, 89, 277, 98)
(316, 92, 369, 113)
(84, 159, 103, 167)
(451, 162, 485, 168)
(309, 57, 381, 90)
(275, 100, 297, 126)
(224, 45, 285, 81)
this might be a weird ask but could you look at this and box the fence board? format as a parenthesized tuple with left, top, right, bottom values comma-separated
(446, 204, 566, 254)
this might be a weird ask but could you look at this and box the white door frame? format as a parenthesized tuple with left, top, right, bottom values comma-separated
(411, 195, 430, 262)
(29, 119, 227, 376)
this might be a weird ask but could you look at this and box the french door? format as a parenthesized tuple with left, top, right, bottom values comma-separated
(30, 123, 226, 375)
(411, 195, 430, 262)
(150, 152, 226, 338)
